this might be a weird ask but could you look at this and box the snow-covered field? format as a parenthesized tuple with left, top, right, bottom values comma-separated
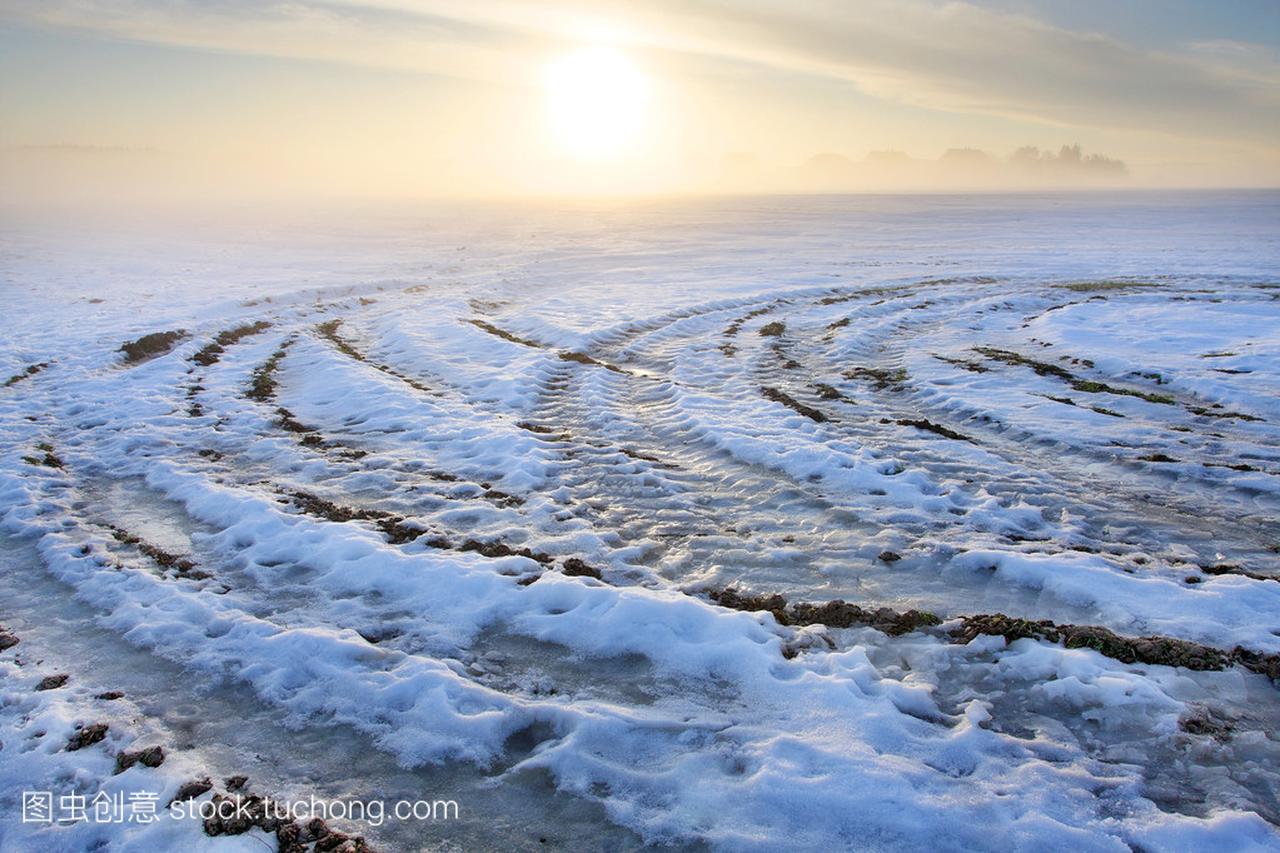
(1, 191, 1279, 851)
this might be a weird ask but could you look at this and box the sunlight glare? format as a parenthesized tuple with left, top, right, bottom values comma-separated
(545, 47, 649, 158)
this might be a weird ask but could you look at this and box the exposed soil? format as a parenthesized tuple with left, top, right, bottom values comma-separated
(282, 490, 530, 553)
(202, 785, 375, 852)
(1189, 405, 1263, 422)
(562, 557, 604, 580)
(1198, 563, 1277, 583)
(36, 674, 69, 690)
(843, 366, 908, 390)
(558, 351, 627, 374)
(105, 524, 210, 580)
(1055, 281, 1159, 293)
(115, 745, 165, 773)
(3, 362, 49, 387)
(248, 339, 296, 402)
(952, 613, 1280, 680)
(24, 441, 64, 469)
(895, 418, 972, 442)
(466, 318, 542, 348)
(707, 588, 940, 636)
(1178, 706, 1235, 741)
(758, 321, 786, 337)
(974, 347, 1176, 404)
(459, 539, 554, 564)
(171, 777, 214, 804)
(818, 285, 911, 306)
(933, 354, 989, 373)
(120, 330, 188, 364)
(517, 422, 571, 442)
(66, 723, 109, 751)
(192, 321, 272, 366)
(760, 387, 828, 423)
(317, 319, 433, 393)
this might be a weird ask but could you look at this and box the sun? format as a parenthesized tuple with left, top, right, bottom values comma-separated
(545, 47, 649, 158)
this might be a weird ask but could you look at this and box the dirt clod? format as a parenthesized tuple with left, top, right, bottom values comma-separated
(562, 558, 603, 579)
(67, 723, 109, 751)
(192, 321, 271, 366)
(171, 777, 214, 804)
(116, 745, 165, 773)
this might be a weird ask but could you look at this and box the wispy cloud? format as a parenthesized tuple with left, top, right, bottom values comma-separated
(3, 0, 1278, 148)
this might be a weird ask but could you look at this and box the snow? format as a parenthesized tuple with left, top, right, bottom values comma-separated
(1, 190, 1278, 850)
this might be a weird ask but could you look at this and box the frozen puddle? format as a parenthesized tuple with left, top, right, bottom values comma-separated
(0, 534, 641, 851)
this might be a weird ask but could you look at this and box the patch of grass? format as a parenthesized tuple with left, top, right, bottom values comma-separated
(1055, 280, 1159, 293)
(1069, 379, 1175, 405)
(973, 347, 1073, 380)
(758, 321, 786, 337)
(1189, 406, 1262, 422)
(934, 354, 990, 373)
(843, 366, 908, 390)
(975, 347, 1175, 404)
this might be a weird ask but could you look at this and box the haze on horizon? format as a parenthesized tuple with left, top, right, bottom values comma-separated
(1, 0, 1277, 206)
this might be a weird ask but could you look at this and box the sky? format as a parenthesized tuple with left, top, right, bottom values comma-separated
(0, 0, 1277, 202)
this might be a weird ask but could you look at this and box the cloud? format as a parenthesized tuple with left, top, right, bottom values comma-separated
(606, 0, 1280, 146)
(2, 0, 1277, 149)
